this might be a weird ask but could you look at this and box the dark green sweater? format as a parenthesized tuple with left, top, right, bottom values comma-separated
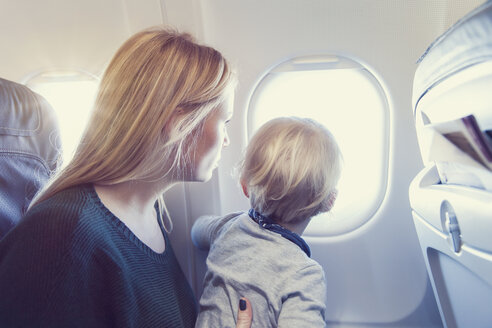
(0, 184, 197, 327)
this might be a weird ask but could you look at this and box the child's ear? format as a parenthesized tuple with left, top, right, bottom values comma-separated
(320, 190, 338, 213)
(327, 190, 338, 211)
(240, 180, 249, 198)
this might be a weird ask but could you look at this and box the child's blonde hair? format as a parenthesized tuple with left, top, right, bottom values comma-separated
(239, 117, 342, 224)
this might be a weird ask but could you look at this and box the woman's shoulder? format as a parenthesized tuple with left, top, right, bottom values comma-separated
(10, 184, 100, 243)
(30, 184, 93, 214)
(0, 185, 104, 270)
(29, 184, 108, 222)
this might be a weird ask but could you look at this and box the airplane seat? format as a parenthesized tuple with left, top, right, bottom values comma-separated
(0, 77, 61, 239)
(410, 1, 492, 327)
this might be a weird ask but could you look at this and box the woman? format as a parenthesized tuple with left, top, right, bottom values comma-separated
(0, 27, 251, 327)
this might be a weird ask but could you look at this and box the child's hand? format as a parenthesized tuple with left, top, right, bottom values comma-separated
(191, 212, 244, 250)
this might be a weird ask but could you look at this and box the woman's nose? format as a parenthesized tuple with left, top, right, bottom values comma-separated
(223, 130, 230, 147)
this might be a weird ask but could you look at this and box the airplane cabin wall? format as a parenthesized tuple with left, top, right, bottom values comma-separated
(0, 0, 164, 83)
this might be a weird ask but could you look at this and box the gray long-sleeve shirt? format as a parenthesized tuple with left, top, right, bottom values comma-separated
(191, 212, 326, 328)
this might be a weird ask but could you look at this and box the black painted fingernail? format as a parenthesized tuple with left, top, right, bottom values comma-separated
(239, 299, 246, 311)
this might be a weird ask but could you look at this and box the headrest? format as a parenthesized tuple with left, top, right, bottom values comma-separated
(0, 77, 61, 171)
(413, 0, 492, 114)
(0, 77, 61, 238)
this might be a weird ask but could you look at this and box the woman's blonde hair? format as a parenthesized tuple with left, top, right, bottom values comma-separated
(31, 27, 235, 212)
(239, 117, 342, 224)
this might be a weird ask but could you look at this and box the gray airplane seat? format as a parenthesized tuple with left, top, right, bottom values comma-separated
(0, 78, 61, 239)
(410, 1, 492, 327)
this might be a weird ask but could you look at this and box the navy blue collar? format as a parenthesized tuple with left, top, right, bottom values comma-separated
(248, 209, 311, 257)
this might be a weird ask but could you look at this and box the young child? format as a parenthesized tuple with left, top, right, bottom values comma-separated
(191, 117, 342, 327)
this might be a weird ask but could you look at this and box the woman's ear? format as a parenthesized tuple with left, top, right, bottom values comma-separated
(240, 180, 249, 198)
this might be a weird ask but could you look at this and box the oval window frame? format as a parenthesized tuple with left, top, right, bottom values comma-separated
(246, 55, 391, 237)
(24, 69, 99, 168)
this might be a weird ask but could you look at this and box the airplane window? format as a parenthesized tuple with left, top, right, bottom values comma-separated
(26, 71, 98, 168)
(248, 55, 389, 236)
